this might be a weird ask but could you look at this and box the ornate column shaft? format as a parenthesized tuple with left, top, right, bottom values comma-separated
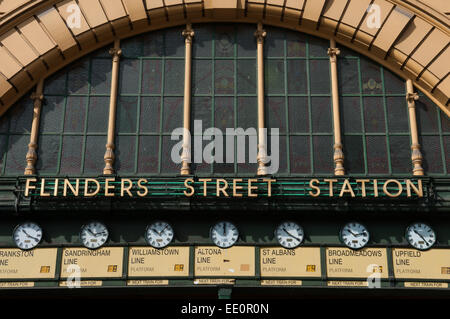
(24, 79, 45, 175)
(181, 24, 194, 175)
(406, 79, 424, 176)
(255, 22, 268, 176)
(103, 40, 122, 175)
(328, 39, 345, 176)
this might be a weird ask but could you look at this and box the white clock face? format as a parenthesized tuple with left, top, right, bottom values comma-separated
(210, 221, 239, 248)
(340, 222, 370, 249)
(406, 223, 436, 250)
(145, 221, 174, 248)
(13, 222, 42, 250)
(275, 222, 304, 249)
(80, 222, 109, 249)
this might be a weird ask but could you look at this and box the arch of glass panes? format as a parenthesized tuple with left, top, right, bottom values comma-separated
(0, 24, 448, 177)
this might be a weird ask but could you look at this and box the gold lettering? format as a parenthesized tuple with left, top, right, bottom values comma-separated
(373, 179, 378, 197)
(184, 178, 195, 197)
(309, 179, 320, 197)
(54, 179, 59, 196)
(232, 179, 243, 197)
(25, 178, 36, 197)
(216, 179, 229, 197)
(84, 179, 100, 197)
(406, 179, 423, 198)
(324, 179, 337, 197)
(339, 179, 355, 197)
(63, 179, 79, 197)
(356, 179, 370, 197)
(104, 178, 115, 197)
(263, 178, 276, 197)
(199, 178, 211, 197)
(383, 179, 402, 197)
(121, 179, 133, 197)
(248, 179, 258, 197)
(137, 179, 148, 197)
(40, 178, 50, 197)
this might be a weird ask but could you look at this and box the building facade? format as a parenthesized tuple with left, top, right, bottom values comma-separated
(0, 0, 448, 298)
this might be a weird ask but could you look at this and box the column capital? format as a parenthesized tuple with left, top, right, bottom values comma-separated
(254, 23, 266, 44)
(30, 92, 44, 102)
(327, 47, 340, 62)
(406, 92, 419, 104)
(182, 24, 195, 43)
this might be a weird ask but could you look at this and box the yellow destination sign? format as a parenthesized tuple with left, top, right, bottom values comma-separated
(326, 247, 388, 278)
(59, 280, 102, 287)
(260, 247, 321, 277)
(393, 248, 450, 280)
(128, 247, 190, 277)
(327, 281, 368, 287)
(0, 282, 35, 288)
(193, 279, 235, 285)
(261, 280, 302, 286)
(0, 248, 57, 279)
(404, 282, 448, 289)
(127, 280, 169, 286)
(60, 247, 123, 278)
(195, 246, 255, 277)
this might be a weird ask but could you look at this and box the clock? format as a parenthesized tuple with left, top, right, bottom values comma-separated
(145, 221, 174, 248)
(406, 223, 436, 250)
(275, 221, 304, 249)
(210, 221, 239, 248)
(13, 222, 43, 250)
(80, 221, 109, 249)
(340, 222, 370, 249)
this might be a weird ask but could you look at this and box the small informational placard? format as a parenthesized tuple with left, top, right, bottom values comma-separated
(60, 247, 123, 278)
(194, 246, 255, 277)
(260, 247, 321, 277)
(0, 282, 34, 288)
(193, 279, 235, 285)
(404, 282, 448, 289)
(128, 247, 190, 277)
(326, 247, 388, 278)
(327, 281, 368, 287)
(392, 248, 450, 280)
(0, 248, 57, 279)
(127, 280, 169, 286)
(59, 280, 102, 287)
(261, 280, 302, 286)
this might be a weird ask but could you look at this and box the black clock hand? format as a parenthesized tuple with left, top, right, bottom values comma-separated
(223, 223, 226, 236)
(22, 230, 39, 241)
(413, 229, 427, 242)
(283, 228, 302, 242)
(87, 228, 96, 236)
(159, 225, 169, 236)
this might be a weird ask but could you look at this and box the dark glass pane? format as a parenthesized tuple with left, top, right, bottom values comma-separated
(237, 136, 257, 175)
(390, 135, 411, 174)
(5, 135, 28, 175)
(288, 97, 309, 133)
(64, 96, 86, 133)
(164, 27, 184, 57)
(441, 111, 450, 132)
(341, 97, 362, 133)
(141, 60, 162, 94)
(386, 97, 409, 132)
(192, 133, 212, 174)
(0, 109, 9, 133)
(119, 59, 140, 94)
(286, 31, 306, 57)
(137, 136, 159, 174)
(265, 60, 284, 94)
(67, 59, 89, 95)
(416, 96, 439, 133)
(443, 135, 450, 173)
(338, 59, 359, 94)
(90, 58, 111, 94)
(360, 57, 382, 95)
(40, 96, 64, 133)
(265, 27, 284, 57)
(192, 59, 212, 95)
(237, 59, 256, 94)
(287, 60, 307, 94)
(36, 135, 59, 174)
(383, 69, 405, 94)
(60, 135, 83, 175)
(87, 96, 109, 133)
(237, 97, 257, 129)
(313, 135, 333, 174)
(193, 25, 213, 57)
(83, 135, 105, 174)
(117, 96, 138, 133)
(161, 136, 180, 173)
(116, 135, 136, 173)
(269, 135, 286, 175)
(121, 36, 143, 58)
(237, 24, 255, 57)
(0, 135, 7, 174)
(162, 97, 183, 133)
(308, 37, 328, 57)
(192, 97, 212, 129)
(8, 98, 33, 134)
(420, 135, 443, 174)
(343, 135, 365, 174)
(215, 25, 235, 57)
(290, 136, 311, 174)
(311, 97, 332, 133)
(215, 97, 234, 132)
(143, 31, 164, 57)
(215, 60, 234, 94)
(366, 136, 388, 174)
(140, 97, 161, 133)
(310, 60, 330, 94)
(164, 60, 184, 95)
(266, 97, 286, 133)
(339, 46, 358, 58)
(364, 97, 385, 133)
(44, 71, 66, 95)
